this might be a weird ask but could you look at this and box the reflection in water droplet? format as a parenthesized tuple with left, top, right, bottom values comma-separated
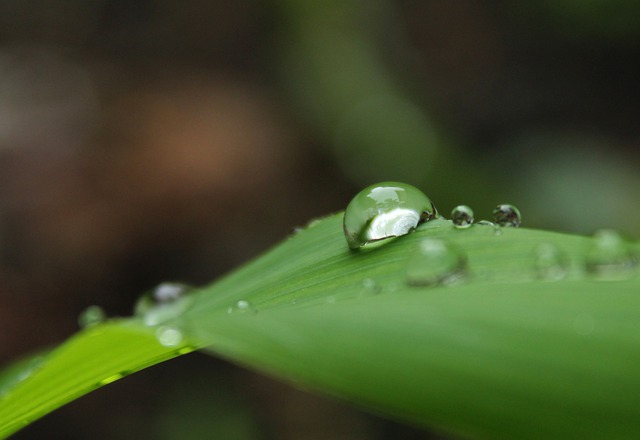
(534, 243, 569, 281)
(78, 305, 107, 328)
(343, 182, 437, 249)
(156, 326, 183, 347)
(451, 205, 474, 229)
(406, 238, 467, 287)
(135, 282, 195, 326)
(586, 229, 637, 280)
(492, 204, 521, 227)
(227, 299, 256, 314)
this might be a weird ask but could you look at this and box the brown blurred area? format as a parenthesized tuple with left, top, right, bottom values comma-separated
(1, 1, 640, 439)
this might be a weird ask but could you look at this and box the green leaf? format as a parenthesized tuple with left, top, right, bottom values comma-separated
(0, 321, 194, 438)
(1, 213, 639, 439)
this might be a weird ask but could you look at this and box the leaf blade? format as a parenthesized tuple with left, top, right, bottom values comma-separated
(180, 215, 640, 439)
(0, 321, 193, 438)
(1, 213, 639, 439)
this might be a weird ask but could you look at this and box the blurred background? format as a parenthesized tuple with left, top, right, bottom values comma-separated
(1, 1, 639, 438)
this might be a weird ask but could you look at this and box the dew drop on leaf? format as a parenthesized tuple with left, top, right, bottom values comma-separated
(291, 217, 323, 236)
(135, 282, 192, 314)
(360, 278, 381, 296)
(405, 238, 467, 287)
(492, 204, 522, 227)
(78, 305, 107, 329)
(586, 229, 637, 280)
(343, 182, 437, 249)
(227, 299, 256, 314)
(534, 243, 569, 281)
(135, 282, 195, 326)
(451, 205, 474, 229)
(156, 326, 184, 347)
(476, 220, 502, 236)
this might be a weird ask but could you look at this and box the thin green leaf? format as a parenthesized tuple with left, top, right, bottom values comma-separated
(0, 321, 194, 438)
(1, 213, 639, 439)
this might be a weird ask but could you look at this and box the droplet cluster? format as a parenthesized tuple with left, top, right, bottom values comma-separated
(120, 183, 639, 337)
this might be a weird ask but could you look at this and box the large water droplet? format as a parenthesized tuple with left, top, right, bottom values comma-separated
(492, 204, 521, 227)
(135, 282, 195, 326)
(534, 243, 569, 281)
(343, 182, 437, 249)
(78, 305, 106, 328)
(586, 229, 637, 280)
(451, 205, 474, 229)
(405, 238, 467, 287)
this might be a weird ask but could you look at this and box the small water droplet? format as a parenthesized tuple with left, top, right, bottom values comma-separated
(306, 218, 323, 229)
(492, 204, 522, 227)
(534, 243, 569, 281)
(0, 355, 48, 396)
(451, 205, 474, 229)
(292, 217, 323, 236)
(78, 305, 106, 328)
(586, 229, 637, 280)
(406, 238, 467, 287)
(17, 356, 45, 382)
(135, 282, 195, 326)
(227, 299, 256, 314)
(360, 278, 381, 296)
(343, 182, 437, 249)
(476, 220, 502, 235)
(135, 283, 192, 314)
(156, 326, 183, 347)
